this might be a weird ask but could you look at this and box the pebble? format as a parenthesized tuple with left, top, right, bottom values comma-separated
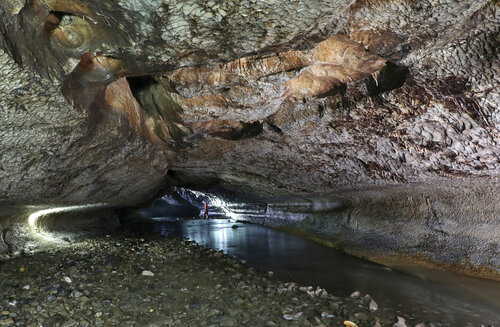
(354, 312, 369, 320)
(0, 233, 418, 326)
(350, 291, 361, 298)
(393, 316, 408, 327)
(344, 320, 358, 327)
(369, 299, 378, 311)
(220, 316, 236, 326)
(62, 319, 78, 327)
(0, 318, 14, 327)
(321, 312, 334, 318)
(283, 312, 302, 320)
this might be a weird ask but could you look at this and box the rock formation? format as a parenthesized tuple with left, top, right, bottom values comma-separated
(0, 0, 498, 277)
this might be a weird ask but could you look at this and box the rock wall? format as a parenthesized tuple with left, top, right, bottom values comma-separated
(0, 205, 120, 257)
(246, 180, 500, 280)
(169, 184, 500, 280)
(0, 0, 498, 276)
(1, 0, 498, 204)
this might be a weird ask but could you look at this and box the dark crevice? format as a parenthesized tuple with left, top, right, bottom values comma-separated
(127, 76, 158, 93)
(44, 10, 95, 33)
(386, 43, 412, 61)
(44, 11, 73, 32)
(166, 169, 178, 180)
(233, 122, 263, 140)
(318, 104, 325, 118)
(316, 83, 347, 99)
(366, 62, 409, 96)
(199, 121, 264, 141)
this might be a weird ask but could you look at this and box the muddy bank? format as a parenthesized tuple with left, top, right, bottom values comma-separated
(0, 232, 448, 327)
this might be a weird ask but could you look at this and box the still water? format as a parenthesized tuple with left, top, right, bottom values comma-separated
(151, 218, 499, 326)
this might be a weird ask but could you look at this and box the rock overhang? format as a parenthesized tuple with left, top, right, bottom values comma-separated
(0, 0, 498, 202)
(0, 0, 498, 276)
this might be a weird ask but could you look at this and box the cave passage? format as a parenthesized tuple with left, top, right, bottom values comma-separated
(1, 194, 499, 326)
(130, 190, 500, 326)
(0, 0, 499, 326)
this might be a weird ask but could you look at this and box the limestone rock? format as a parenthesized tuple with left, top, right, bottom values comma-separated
(0, 0, 497, 206)
(0, 1, 498, 282)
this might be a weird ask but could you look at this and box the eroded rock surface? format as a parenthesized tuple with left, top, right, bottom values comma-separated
(169, 0, 500, 195)
(1, 0, 498, 202)
(0, 0, 499, 276)
(248, 181, 500, 280)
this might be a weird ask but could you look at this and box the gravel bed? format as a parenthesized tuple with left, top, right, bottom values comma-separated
(0, 234, 417, 327)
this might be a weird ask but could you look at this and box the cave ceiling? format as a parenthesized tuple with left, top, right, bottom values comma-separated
(0, 0, 498, 204)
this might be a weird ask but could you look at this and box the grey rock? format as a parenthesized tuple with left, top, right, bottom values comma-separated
(219, 316, 237, 326)
(393, 316, 408, 327)
(350, 291, 361, 299)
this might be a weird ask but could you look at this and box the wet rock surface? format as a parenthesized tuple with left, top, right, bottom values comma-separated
(0, 233, 418, 327)
(246, 181, 500, 280)
(0, 206, 121, 258)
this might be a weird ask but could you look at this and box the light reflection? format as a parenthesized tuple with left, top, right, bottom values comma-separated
(27, 204, 110, 242)
(182, 189, 243, 220)
(151, 218, 500, 326)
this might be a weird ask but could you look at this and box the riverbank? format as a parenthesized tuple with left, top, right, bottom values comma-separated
(1, 232, 417, 327)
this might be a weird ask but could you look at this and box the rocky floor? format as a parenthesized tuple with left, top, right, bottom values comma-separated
(0, 232, 426, 327)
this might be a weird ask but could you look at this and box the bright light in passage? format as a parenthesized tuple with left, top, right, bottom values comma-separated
(185, 189, 242, 220)
(28, 204, 109, 242)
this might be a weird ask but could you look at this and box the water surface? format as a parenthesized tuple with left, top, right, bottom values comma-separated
(152, 218, 499, 326)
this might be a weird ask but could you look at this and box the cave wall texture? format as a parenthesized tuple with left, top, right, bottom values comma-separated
(0, 0, 499, 277)
(1, 0, 498, 205)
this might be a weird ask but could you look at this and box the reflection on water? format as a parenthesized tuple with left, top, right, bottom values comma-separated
(152, 218, 500, 326)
